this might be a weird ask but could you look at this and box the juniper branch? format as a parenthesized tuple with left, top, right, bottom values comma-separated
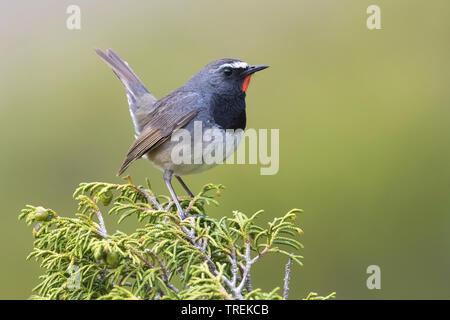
(19, 179, 334, 300)
(145, 248, 179, 294)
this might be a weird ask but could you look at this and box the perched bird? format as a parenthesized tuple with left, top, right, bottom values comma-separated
(95, 49, 268, 219)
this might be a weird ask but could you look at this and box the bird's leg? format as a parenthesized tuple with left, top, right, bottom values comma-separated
(175, 175, 195, 198)
(175, 175, 207, 221)
(164, 170, 186, 220)
(175, 175, 206, 207)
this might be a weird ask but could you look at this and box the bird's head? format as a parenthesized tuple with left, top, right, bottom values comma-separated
(187, 58, 269, 97)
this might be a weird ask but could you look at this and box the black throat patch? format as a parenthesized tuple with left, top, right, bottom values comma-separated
(211, 94, 247, 130)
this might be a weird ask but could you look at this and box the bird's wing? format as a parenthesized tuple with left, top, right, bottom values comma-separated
(117, 93, 199, 175)
(95, 48, 158, 134)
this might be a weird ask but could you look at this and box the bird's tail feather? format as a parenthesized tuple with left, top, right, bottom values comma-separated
(95, 48, 158, 134)
(95, 48, 153, 104)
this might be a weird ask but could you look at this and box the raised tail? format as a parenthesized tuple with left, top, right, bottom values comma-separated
(95, 48, 157, 133)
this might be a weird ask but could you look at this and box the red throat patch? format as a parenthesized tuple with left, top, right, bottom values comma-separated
(242, 75, 252, 92)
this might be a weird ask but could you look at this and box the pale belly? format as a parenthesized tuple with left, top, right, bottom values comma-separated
(145, 127, 244, 176)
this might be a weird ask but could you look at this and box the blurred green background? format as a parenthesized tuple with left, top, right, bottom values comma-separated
(1, 0, 449, 299)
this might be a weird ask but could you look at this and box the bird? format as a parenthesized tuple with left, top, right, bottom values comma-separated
(95, 48, 268, 219)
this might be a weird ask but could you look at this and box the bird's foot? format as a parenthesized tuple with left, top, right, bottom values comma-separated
(178, 209, 187, 220)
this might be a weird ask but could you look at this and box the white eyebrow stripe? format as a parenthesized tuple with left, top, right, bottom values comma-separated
(219, 61, 249, 69)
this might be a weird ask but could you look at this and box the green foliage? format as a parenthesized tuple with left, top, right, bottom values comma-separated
(19, 179, 335, 300)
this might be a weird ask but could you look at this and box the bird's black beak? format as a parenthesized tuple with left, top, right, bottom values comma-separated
(241, 65, 269, 77)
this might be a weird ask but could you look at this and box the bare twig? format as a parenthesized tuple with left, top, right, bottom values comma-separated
(244, 273, 253, 293)
(221, 242, 268, 299)
(165, 201, 175, 212)
(229, 246, 238, 287)
(184, 195, 199, 217)
(123, 175, 164, 211)
(145, 248, 179, 294)
(135, 185, 164, 211)
(283, 257, 293, 300)
(179, 222, 237, 297)
(179, 218, 271, 300)
(128, 247, 154, 268)
(235, 241, 259, 296)
(129, 246, 179, 295)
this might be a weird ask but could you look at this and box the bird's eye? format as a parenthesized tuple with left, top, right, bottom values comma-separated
(223, 68, 233, 76)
